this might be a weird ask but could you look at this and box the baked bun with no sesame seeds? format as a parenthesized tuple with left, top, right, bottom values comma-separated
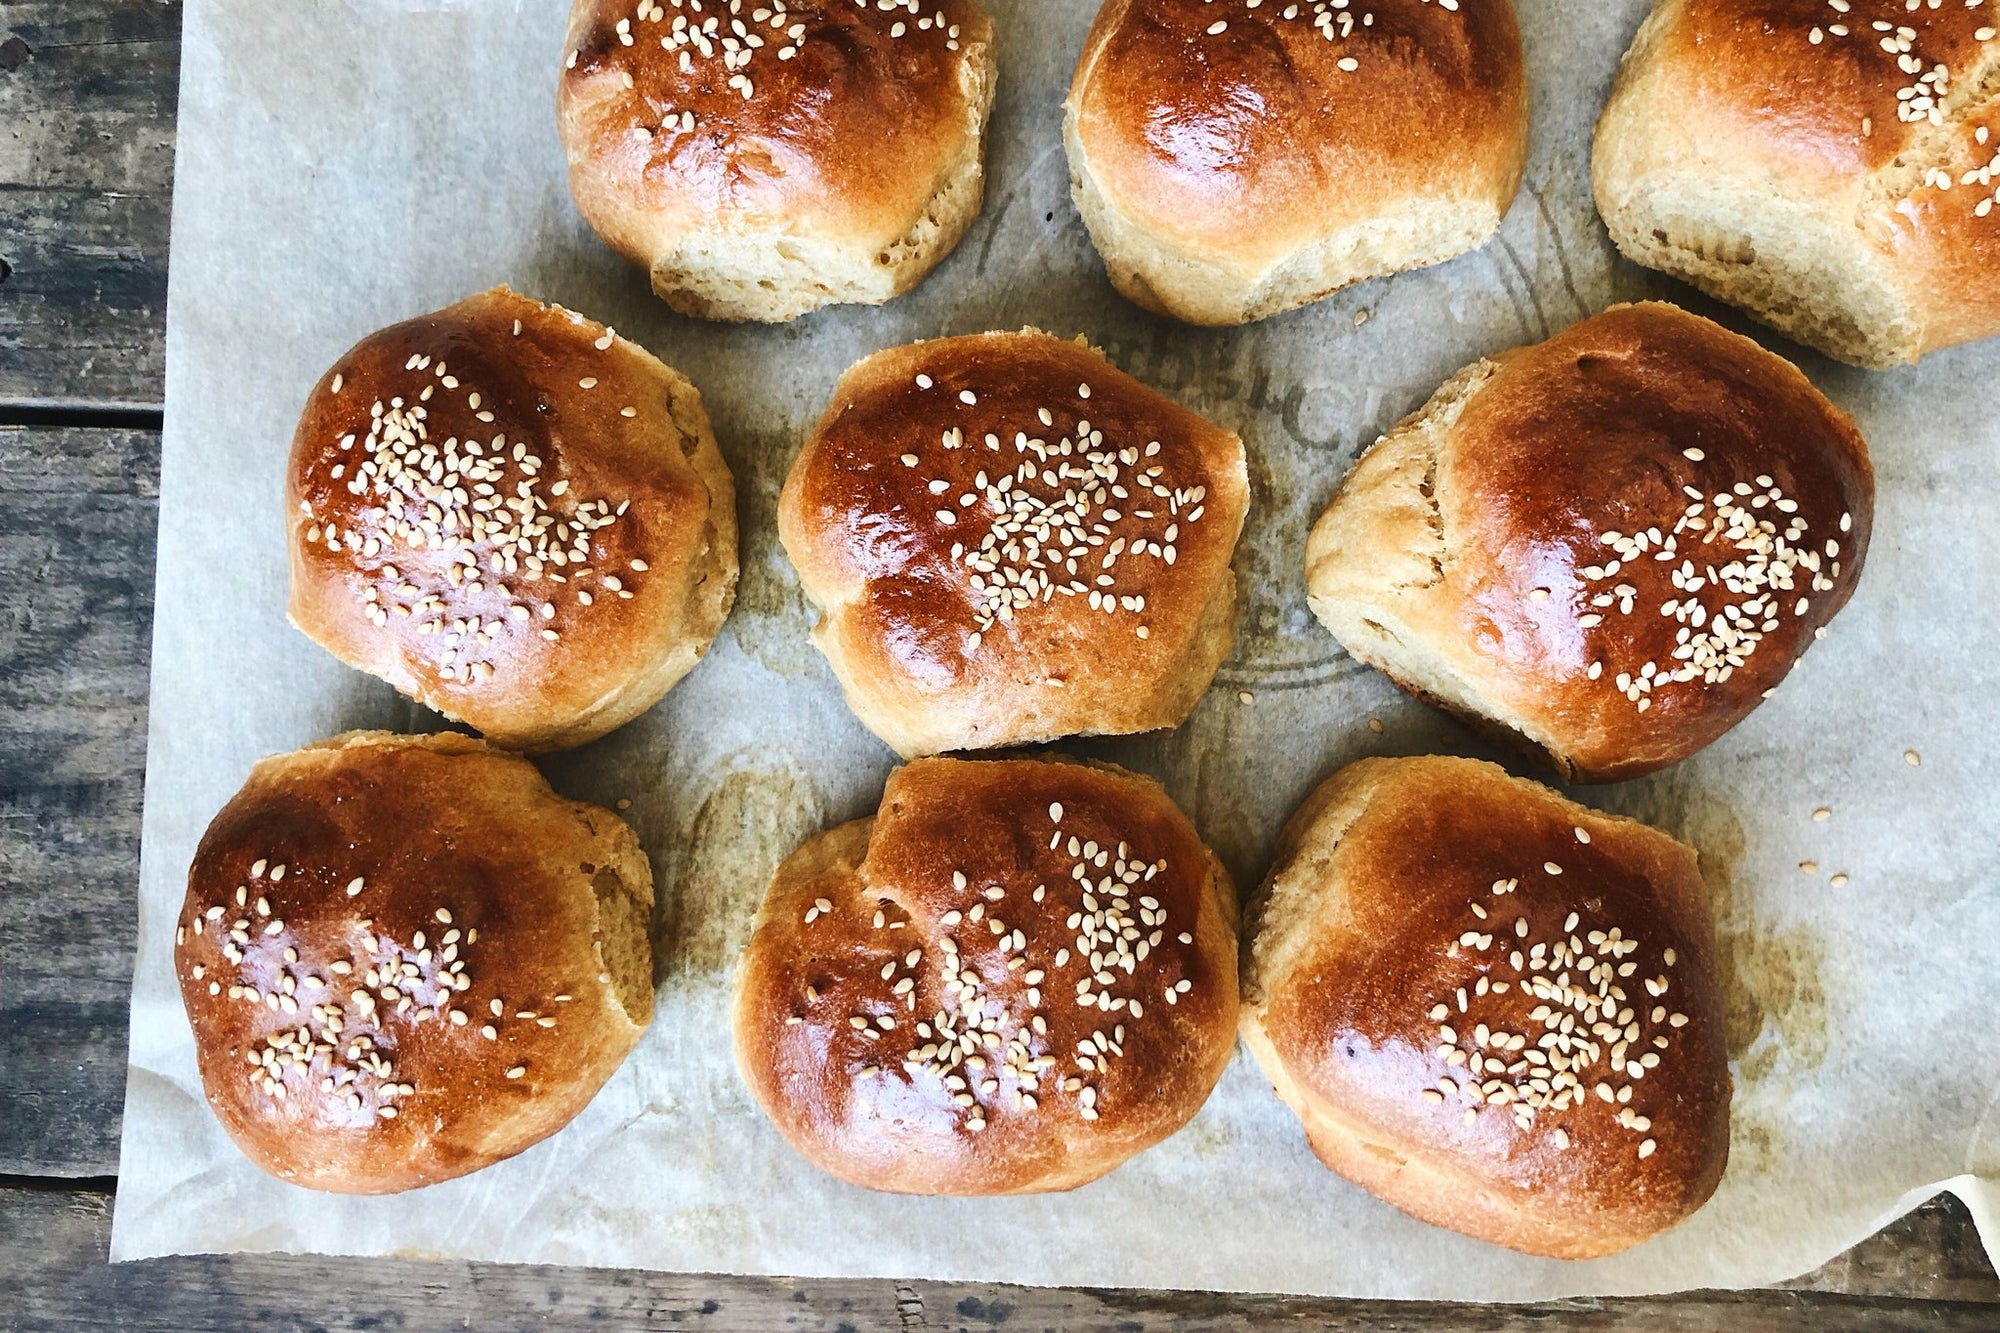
(1593, 0, 2000, 368)
(1064, 0, 1529, 326)
(557, 0, 997, 323)
(1305, 302, 1874, 784)
(1242, 755, 1730, 1259)
(173, 731, 654, 1195)
(732, 755, 1239, 1195)
(778, 330, 1250, 758)
(287, 286, 738, 754)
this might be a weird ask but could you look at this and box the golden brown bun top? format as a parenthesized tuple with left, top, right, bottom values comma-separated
(1654, 0, 1997, 172)
(173, 732, 653, 1194)
(1624, 2, 2000, 347)
(1450, 302, 1871, 779)
(1067, 0, 1527, 263)
(287, 286, 721, 750)
(779, 330, 1248, 752)
(1251, 756, 1729, 1242)
(559, 0, 995, 246)
(734, 756, 1240, 1195)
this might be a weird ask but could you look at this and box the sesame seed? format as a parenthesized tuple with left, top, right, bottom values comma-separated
(1579, 470, 1837, 709)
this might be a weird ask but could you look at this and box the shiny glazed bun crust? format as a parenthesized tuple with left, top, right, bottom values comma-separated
(287, 287, 738, 753)
(733, 756, 1240, 1195)
(1242, 755, 1730, 1259)
(1595, 0, 2000, 367)
(1307, 302, 1874, 782)
(1066, 0, 1529, 325)
(779, 330, 1250, 757)
(174, 731, 654, 1194)
(558, 0, 998, 322)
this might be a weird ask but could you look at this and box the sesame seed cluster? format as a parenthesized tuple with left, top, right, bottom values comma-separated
(177, 858, 565, 1119)
(575, 0, 965, 134)
(1576, 466, 1852, 711)
(299, 342, 648, 687)
(1422, 833, 1688, 1163)
(1932, 124, 2000, 216)
(1200, 0, 1462, 46)
(796, 800, 1201, 1134)
(1804, 0, 2000, 197)
(900, 370, 1210, 652)
(1196, 0, 1462, 72)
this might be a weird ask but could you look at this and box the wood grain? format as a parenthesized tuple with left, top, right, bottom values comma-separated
(0, 426, 155, 1176)
(0, 0, 178, 412)
(0, 1185, 1993, 1332)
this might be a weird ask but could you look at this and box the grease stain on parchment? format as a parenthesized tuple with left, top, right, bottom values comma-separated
(1646, 784, 1829, 1177)
(719, 425, 822, 680)
(572, 1200, 757, 1260)
(657, 759, 824, 993)
(1174, 1102, 1242, 1162)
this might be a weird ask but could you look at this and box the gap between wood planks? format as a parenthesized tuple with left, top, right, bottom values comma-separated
(0, 406, 164, 431)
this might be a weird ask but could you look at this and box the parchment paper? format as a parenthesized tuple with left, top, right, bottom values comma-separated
(111, 0, 2000, 1299)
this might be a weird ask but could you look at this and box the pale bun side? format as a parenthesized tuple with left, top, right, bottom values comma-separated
(733, 755, 1239, 1195)
(287, 286, 738, 753)
(174, 731, 653, 1194)
(1241, 755, 1730, 1259)
(1306, 301, 1874, 782)
(1065, 0, 1528, 325)
(558, 0, 998, 322)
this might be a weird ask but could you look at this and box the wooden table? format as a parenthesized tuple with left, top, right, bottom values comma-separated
(1, 4, 1995, 1327)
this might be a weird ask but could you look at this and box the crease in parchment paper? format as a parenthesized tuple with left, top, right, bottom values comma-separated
(111, 0, 2000, 1301)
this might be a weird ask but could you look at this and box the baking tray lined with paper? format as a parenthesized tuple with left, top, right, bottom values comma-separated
(112, 0, 2000, 1300)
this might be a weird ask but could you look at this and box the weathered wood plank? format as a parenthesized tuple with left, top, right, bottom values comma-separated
(1, 1185, 1995, 1331)
(0, 425, 156, 1176)
(1778, 1196, 2000, 1305)
(0, 0, 178, 411)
